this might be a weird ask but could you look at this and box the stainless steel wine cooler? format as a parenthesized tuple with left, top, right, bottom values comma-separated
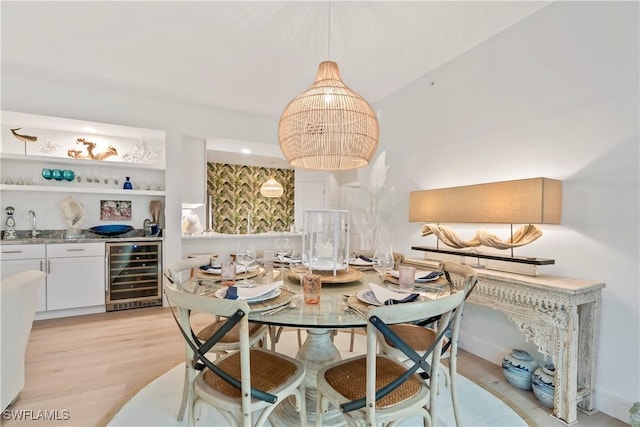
(106, 241, 162, 311)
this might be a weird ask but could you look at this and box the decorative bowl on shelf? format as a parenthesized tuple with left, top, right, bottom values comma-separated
(88, 225, 133, 236)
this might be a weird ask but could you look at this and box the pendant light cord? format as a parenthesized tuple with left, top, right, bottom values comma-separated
(327, 1, 331, 60)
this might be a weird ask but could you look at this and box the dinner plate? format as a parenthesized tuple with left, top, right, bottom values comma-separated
(357, 290, 383, 306)
(214, 287, 281, 303)
(349, 257, 375, 267)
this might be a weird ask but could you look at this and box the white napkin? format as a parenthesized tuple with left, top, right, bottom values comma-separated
(228, 281, 282, 300)
(201, 264, 259, 274)
(369, 283, 418, 305)
(389, 269, 440, 282)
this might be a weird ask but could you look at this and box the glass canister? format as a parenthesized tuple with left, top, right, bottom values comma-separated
(302, 209, 350, 276)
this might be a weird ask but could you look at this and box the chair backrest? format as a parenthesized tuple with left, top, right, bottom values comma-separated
(164, 282, 273, 425)
(442, 261, 478, 297)
(342, 290, 465, 420)
(1, 270, 45, 410)
(165, 256, 211, 287)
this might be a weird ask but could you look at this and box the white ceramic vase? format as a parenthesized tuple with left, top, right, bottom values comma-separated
(532, 364, 556, 408)
(501, 349, 538, 390)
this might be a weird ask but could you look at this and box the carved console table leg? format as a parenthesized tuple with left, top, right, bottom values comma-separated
(467, 271, 605, 426)
(576, 298, 600, 415)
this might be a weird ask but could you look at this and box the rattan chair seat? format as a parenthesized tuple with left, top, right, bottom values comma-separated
(197, 321, 265, 343)
(200, 348, 298, 399)
(383, 324, 446, 352)
(322, 355, 423, 409)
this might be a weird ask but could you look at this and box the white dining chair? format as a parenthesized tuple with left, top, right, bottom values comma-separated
(316, 289, 465, 427)
(165, 282, 306, 427)
(165, 257, 268, 422)
(377, 261, 478, 426)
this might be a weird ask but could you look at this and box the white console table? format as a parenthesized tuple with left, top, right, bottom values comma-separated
(469, 269, 604, 425)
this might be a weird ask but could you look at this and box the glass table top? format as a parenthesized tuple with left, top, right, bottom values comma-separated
(182, 268, 451, 329)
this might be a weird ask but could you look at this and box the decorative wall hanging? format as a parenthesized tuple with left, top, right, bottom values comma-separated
(100, 200, 132, 221)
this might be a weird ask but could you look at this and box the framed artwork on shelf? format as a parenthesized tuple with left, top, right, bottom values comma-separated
(100, 200, 132, 221)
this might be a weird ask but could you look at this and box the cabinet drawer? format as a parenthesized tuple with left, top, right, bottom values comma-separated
(0, 244, 46, 260)
(47, 242, 105, 258)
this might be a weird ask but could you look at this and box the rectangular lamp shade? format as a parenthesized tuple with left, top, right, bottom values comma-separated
(409, 177, 562, 224)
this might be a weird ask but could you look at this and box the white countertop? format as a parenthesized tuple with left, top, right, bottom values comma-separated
(182, 231, 301, 240)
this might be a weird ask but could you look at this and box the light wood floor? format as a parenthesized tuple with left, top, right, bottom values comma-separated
(3, 307, 626, 427)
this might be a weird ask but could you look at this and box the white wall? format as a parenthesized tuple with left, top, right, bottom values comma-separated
(375, 2, 638, 421)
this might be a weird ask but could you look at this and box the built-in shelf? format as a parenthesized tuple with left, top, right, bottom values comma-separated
(0, 184, 165, 196)
(0, 153, 164, 170)
(411, 245, 555, 265)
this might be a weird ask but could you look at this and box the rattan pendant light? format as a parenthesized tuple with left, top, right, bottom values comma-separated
(278, 60, 379, 170)
(260, 176, 284, 198)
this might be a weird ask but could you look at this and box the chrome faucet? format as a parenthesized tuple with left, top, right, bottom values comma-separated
(246, 211, 252, 234)
(28, 210, 39, 238)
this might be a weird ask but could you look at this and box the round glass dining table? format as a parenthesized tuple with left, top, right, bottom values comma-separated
(185, 267, 450, 425)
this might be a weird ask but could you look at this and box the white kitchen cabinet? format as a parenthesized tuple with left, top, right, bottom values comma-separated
(46, 243, 105, 311)
(181, 136, 206, 207)
(0, 244, 46, 311)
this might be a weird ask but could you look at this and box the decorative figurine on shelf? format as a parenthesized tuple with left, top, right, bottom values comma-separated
(4, 206, 17, 240)
(123, 177, 133, 190)
(67, 138, 118, 160)
(10, 128, 38, 155)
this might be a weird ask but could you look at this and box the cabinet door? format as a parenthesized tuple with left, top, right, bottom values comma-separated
(47, 256, 105, 310)
(0, 259, 46, 312)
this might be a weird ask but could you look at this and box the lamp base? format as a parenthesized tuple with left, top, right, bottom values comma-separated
(410, 246, 555, 277)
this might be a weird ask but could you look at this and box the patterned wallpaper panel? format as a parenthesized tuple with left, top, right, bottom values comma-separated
(207, 163, 294, 234)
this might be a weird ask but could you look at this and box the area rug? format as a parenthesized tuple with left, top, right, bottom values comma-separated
(108, 331, 527, 426)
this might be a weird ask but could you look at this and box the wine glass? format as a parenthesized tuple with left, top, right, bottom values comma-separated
(236, 244, 256, 284)
(274, 237, 290, 275)
(289, 249, 311, 294)
(372, 244, 395, 282)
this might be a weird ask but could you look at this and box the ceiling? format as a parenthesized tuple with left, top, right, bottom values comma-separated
(1, 1, 550, 166)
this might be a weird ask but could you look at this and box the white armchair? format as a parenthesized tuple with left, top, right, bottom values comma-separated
(1, 270, 45, 410)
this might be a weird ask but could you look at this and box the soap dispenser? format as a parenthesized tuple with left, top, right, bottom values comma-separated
(123, 177, 133, 190)
(4, 206, 17, 240)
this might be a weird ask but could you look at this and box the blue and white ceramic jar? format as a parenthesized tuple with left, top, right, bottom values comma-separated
(502, 349, 538, 390)
(532, 364, 556, 408)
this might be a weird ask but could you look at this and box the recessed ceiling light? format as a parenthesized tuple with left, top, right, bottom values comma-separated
(81, 126, 97, 133)
(241, 148, 251, 154)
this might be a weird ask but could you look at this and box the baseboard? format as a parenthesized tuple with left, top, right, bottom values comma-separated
(459, 329, 508, 366)
(459, 331, 632, 424)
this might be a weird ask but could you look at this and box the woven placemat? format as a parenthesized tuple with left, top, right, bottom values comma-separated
(347, 294, 372, 314)
(287, 268, 364, 284)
